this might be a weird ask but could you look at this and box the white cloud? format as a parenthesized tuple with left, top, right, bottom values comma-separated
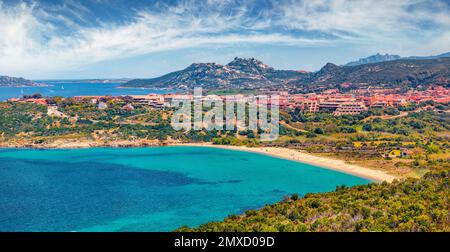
(0, 0, 449, 78)
(276, 0, 450, 55)
(0, 1, 329, 78)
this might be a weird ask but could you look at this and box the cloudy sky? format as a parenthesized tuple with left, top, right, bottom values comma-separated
(1, 0, 450, 79)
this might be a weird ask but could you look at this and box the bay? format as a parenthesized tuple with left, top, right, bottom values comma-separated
(0, 146, 371, 232)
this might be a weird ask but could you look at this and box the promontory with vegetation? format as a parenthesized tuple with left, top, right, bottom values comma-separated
(0, 75, 45, 87)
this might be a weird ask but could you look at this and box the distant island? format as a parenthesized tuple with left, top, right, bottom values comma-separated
(0, 75, 48, 87)
(44, 78, 132, 84)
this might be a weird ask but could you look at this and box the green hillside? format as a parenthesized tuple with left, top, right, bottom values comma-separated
(178, 170, 449, 232)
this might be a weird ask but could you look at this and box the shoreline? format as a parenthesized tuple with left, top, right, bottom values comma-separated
(0, 140, 397, 183)
(170, 143, 397, 183)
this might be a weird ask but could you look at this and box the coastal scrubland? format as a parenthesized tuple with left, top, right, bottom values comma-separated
(178, 169, 449, 232)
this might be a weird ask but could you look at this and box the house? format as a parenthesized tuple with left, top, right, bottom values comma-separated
(122, 104, 135, 111)
(129, 94, 164, 106)
(333, 102, 368, 116)
(98, 102, 108, 110)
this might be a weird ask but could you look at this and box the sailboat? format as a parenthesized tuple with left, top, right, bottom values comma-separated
(61, 85, 65, 90)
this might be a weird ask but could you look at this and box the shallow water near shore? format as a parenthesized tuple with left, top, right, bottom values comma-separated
(0, 147, 370, 231)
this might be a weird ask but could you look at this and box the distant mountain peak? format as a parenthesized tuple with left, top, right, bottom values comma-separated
(226, 57, 274, 75)
(320, 63, 340, 72)
(228, 57, 268, 67)
(345, 53, 401, 66)
(323, 62, 339, 68)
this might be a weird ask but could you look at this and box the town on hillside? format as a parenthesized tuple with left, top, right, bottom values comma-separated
(9, 85, 450, 116)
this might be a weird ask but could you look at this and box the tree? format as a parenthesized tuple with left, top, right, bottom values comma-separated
(362, 124, 373, 131)
(314, 127, 324, 134)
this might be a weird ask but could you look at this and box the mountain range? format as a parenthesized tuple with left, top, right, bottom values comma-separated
(345, 53, 402, 66)
(123, 56, 450, 90)
(407, 52, 450, 60)
(123, 57, 307, 90)
(294, 57, 450, 88)
(344, 52, 450, 66)
(3, 52, 450, 90)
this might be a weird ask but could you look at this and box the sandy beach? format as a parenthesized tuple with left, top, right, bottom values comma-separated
(172, 143, 398, 183)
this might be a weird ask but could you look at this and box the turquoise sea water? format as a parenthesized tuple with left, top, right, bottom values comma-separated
(0, 147, 371, 232)
(0, 81, 171, 101)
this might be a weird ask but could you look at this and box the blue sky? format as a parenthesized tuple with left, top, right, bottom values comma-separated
(1, 0, 450, 79)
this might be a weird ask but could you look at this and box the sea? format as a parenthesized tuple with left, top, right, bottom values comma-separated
(0, 80, 171, 101)
(0, 146, 371, 231)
